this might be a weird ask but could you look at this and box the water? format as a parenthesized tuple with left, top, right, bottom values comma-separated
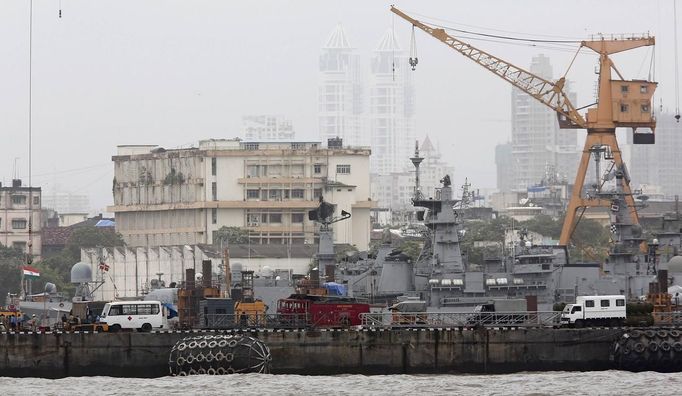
(1, 371, 681, 396)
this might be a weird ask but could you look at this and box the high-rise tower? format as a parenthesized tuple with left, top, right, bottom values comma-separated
(368, 28, 416, 175)
(318, 24, 365, 147)
(510, 54, 577, 190)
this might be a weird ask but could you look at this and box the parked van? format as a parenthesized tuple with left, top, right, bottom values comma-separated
(100, 301, 168, 332)
(560, 295, 626, 327)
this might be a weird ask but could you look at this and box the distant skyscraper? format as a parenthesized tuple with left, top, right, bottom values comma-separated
(242, 115, 295, 141)
(368, 28, 416, 175)
(318, 24, 365, 147)
(495, 142, 514, 192)
(629, 113, 682, 198)
(510, 54, 577, 190)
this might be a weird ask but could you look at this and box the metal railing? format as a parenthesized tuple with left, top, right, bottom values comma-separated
(360, 311, 562, 328)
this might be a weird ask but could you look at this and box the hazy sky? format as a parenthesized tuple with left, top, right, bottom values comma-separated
(0, 0, 678, 213)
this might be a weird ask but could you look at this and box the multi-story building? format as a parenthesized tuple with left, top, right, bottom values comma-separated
(42, 191, 90, 214)
(109, 139, 373, 250)
(368, 28, 416, 175)
(495, 142, 514, 193)
(242, 115, 295, 141)
(0, 179, 42, 259)
(511, 54, 577, 190)
(629, 113, 682, 198)
(318, 24, 365, 147)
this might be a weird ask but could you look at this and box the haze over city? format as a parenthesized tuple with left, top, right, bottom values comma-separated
(0, 0, 679, 212)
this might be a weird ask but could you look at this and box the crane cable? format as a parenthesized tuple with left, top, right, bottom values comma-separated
(675, 0, 680, 121)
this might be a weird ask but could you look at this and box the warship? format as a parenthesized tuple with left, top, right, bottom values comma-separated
(336, 144, 666, 312)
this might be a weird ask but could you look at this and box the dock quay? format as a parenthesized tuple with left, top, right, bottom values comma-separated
(1, 327, 628, 378)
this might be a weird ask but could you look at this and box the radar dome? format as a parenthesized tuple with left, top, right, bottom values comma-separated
(44, 282, 57, 294)
(70, 262, 93, 283)
(668, 256, 682, 273)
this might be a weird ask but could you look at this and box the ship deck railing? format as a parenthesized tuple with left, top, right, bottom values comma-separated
(360, 311, 562, 328)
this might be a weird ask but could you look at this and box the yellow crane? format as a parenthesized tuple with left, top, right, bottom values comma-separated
(391, 6, 657, 245)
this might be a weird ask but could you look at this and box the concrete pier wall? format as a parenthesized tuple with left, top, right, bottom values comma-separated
(0, 328, 623, 378)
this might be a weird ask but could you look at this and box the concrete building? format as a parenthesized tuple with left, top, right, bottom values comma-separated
(368, 28, 416, 175)
(495, 142, 514, 193)
(318, 24, 365, 147)
(109, 139, 373, 250)
(42, 191, 90, 214)
(511, 54, 577, 190)
(0, 179, 42, 259)
(628, 113, 682, 199)
(242, 115, 295, 141)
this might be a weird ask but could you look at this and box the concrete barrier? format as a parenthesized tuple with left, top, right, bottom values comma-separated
(0, 328, 623, 378)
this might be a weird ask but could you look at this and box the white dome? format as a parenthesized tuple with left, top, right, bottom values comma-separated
(668, 256, 682, 273)
(70, 262, 93, 283)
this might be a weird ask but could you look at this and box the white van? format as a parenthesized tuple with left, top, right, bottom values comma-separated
(560, 295, 626, 327)
(100, 300, 168, 332)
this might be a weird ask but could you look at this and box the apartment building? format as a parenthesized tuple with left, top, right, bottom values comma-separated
(109, 139, 373, 250)
(0, 179, 42, 259)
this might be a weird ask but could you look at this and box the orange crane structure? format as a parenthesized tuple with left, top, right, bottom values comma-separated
(391, 6, 658, 245)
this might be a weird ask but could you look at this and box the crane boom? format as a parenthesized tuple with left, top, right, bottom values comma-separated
(391, 6, 586, 128)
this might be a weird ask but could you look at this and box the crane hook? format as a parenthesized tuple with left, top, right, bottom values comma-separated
(409, 25, 418, 71)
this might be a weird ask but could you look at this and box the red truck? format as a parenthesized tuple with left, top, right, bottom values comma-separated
(277, 294, 369, 328)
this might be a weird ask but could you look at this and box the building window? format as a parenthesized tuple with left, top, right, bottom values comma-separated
(11, 195, 26, 205)
(212, 182, 217, 201)
(244, 143, 259, 151)
(336, 164, 351, 174)
(291, 189, 304, 199)
(313, 188, 322, 199)
(247, 213, 260, 226)
(269, 213, 282, 223)
(12, 241, 26, 251)
(640, 85, 648, 94)
(246, 165, 259, 178)
(269, 189, 282, 200)
(291, 143, 305, 150)
(33, 196, 39, 205)
(291, 213, 304, 223)
(246, 189, 259, 199)
(620, 103, 629, 113)
(12, 219, 27, 229)
(641, 104, 650, 113)
(621, 85, 629, 93)
(211, 158, 217, 176)
(212, 208, 217, 224)
(314, 164, 322, 174)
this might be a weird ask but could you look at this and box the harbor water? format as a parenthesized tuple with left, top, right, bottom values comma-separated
(0, 371, 680, 395)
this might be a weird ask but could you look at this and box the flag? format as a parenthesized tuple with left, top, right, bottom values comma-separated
(610, 224, 618, 234)
(99, 262, 110, 272)
(21, 265, 40, 278)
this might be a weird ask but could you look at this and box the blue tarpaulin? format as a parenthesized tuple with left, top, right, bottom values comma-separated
(95, 219, 115, 227)
(323, 282, 347, 296)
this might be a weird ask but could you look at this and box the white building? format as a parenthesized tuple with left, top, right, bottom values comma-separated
(109, 139, 374, 250)
(242, 115, 295, 141)
(511, 54, 577, 190)
(368, 28, 416, 175)
(42, 191, 90, 214)
(629, 113, 682, 199)
(0, 179, 42, 259)
(318, 24, 365, 147)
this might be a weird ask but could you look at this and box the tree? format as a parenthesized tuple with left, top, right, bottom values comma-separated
(213, 226, 250, 245)
(397, 240, 423, 263)
(0, 246, 23, 301)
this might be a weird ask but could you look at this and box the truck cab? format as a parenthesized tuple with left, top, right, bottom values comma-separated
(560, 304, 582, 325)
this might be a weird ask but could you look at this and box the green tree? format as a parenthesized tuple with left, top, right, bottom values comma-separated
(213, 226, 250, 245)
(397, 240, 423, 263)
(0, 246, 23, 301)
